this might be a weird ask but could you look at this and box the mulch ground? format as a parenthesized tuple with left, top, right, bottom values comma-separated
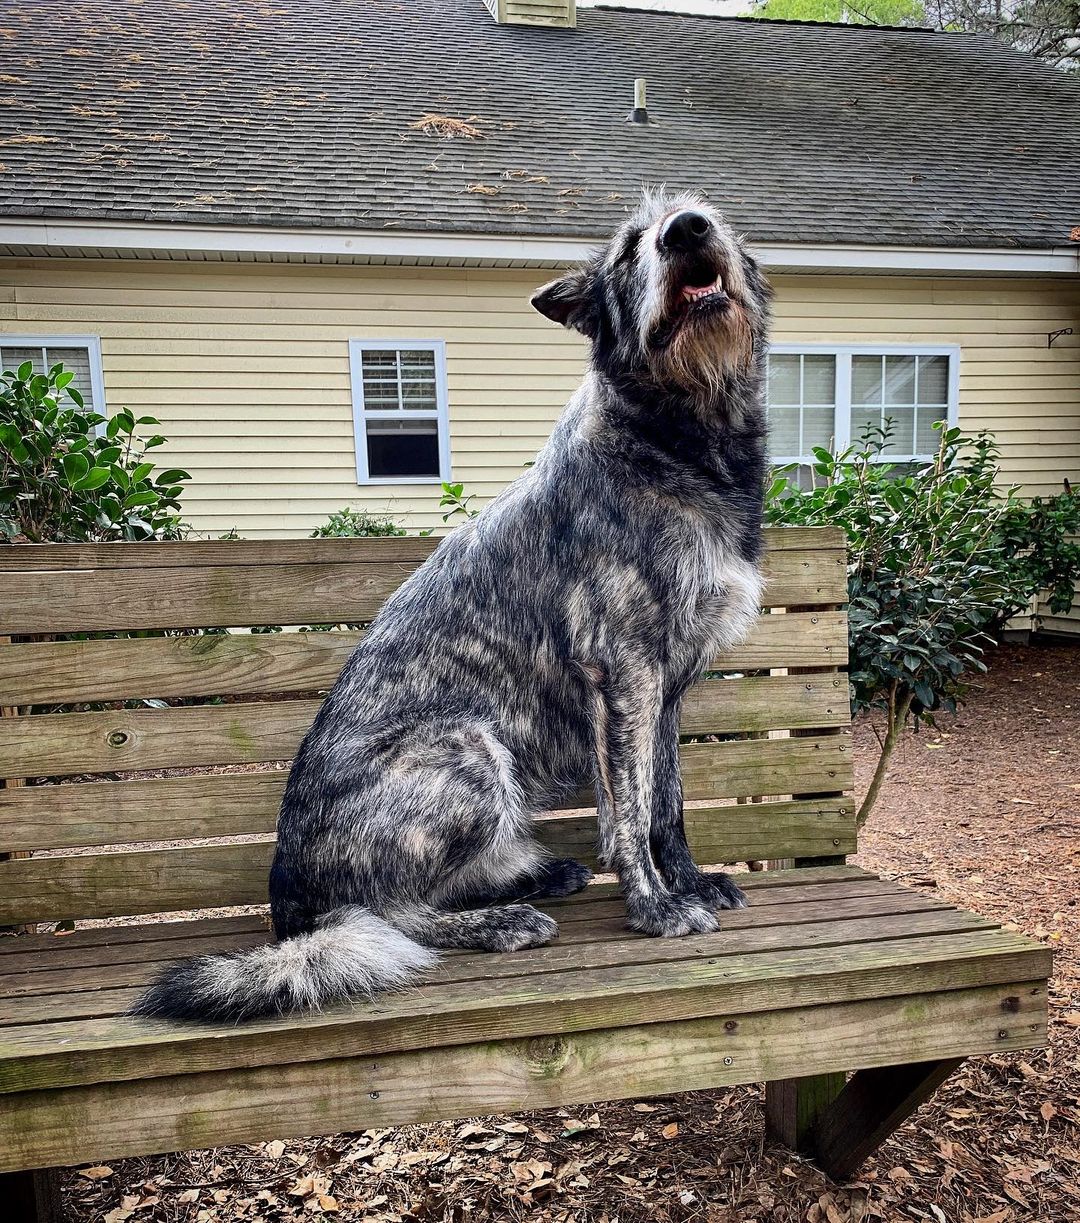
(63, 643, 1080, 1223)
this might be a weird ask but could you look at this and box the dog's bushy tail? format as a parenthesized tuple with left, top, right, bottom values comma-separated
(129, 906, 438, 1024)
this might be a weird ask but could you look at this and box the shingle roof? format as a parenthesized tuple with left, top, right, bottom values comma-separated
(0, 0, 1077, 249)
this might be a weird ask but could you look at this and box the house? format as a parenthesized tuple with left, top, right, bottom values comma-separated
(1, 0, 1077, 617)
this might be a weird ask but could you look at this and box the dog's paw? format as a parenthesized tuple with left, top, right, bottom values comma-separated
(680, 870, 748, 912)
(540, 859, 595, 897)
(490, 905, 559, 952)
(628, 893, 719, 938)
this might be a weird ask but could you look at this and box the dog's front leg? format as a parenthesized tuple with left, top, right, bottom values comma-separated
(650, 698, 747, 911)
(591, 668, 719, 937)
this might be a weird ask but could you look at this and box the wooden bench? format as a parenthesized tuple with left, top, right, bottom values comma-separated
(0, 527, 1050, 1220)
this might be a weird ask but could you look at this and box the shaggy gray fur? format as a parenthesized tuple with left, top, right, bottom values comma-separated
(132, 190, 772, 1024)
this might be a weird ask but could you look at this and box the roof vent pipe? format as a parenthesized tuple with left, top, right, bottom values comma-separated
(631, 78, 648, 124)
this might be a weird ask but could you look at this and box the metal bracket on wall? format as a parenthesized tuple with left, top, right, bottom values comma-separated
(1048, 327, 1074, 348)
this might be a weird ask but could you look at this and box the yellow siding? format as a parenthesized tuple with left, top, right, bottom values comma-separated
(1, 260, 1077, 551)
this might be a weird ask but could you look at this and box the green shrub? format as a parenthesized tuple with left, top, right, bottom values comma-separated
(766, 424, 1079, 824)
(310, 507, 406, 538)
(0, 360, 189, 542)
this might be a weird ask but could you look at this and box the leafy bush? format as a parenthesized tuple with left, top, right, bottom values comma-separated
(0, 360, 189, 542)
(310, 507, 406, 538)
(995, 482, 1080, 627)
(767, 424, 1079, 824)
(437, 481, 479, 523)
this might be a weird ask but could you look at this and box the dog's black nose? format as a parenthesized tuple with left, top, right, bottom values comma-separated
(659, 210, 713, 252)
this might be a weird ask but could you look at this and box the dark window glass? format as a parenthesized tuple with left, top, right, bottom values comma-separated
(366, 419, 440, 478)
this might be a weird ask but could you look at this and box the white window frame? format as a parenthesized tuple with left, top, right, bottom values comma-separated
(0, 333, 107, 415)
(349, 339, 451, 485)
(767, 342, 960, 466)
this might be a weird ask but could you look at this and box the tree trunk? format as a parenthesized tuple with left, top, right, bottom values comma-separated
(857, 686, 913, 828)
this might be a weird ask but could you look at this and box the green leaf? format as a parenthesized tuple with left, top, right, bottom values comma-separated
(62, 451, 91, 486)
(54, 370, 75, 389)
(66, 386, 85, 408)
(129, 462, 154, 485)
(72, 466, 112, 491)
(155, 468, 191, 485)
(123, 490, 160, 508)
(16, 360, 33, 381)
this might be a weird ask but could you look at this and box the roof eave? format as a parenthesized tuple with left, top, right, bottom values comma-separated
(1, 217, 1077, 275)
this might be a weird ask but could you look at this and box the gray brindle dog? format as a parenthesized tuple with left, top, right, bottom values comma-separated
(134, 191, 773, 1023)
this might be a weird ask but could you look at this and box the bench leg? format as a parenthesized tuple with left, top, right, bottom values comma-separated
(765, 1072, 846, 1151)
(1, 1168, 65, 1223)
(812, 1058, 965, 1181)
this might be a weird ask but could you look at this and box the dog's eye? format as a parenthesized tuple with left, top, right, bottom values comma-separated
(614, 230, 640, 266)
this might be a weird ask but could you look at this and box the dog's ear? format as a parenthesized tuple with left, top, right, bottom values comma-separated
(530, 269, 598, 337)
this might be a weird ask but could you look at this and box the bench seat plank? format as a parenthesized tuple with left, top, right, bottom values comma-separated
(0, 876, 1050, 1123)
(1, 888, 975, 1006)
(0, 972, 1048, 1174)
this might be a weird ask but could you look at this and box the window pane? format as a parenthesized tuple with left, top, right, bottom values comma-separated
(46, 346, 94, 409)
(918, 356, 949, 405)
(768, 404, 800, 455)
(400, 380, 438, 411)
(852, 355, 883, 406)
(1, 346, 45, 377)
(803, 403, 834, 452)
(850, 408, 881, 446)
(882, 406, 915, 454)
(767, 354, 799, 406)
(361, 350, 398, 371)
(367, 419, 440, 478)
(916, 406, 947, 455)
(884, 355, 916, 405)
(400, 350, 435, 376)
(802, 355, 835, 405)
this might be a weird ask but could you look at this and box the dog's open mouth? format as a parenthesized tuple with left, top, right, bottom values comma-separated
(672, 265, 729, 328)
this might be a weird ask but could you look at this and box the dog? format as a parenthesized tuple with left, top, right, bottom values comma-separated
(133, 190, 773, 1023)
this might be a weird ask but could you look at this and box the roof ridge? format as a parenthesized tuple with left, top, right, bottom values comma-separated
(586, 4, 938, 35)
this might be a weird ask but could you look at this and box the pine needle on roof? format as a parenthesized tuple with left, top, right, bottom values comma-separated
(410, 112, 484, 139)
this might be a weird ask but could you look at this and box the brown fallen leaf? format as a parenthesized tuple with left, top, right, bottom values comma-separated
(79, 1166, 115, 1180)
(1003, 1182, 1032, 1208)
(1040, 1100, 1057, 1121)
(662, 1123, 679, 1139)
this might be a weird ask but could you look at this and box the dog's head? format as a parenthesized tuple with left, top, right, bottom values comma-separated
(531, 190, 771, 399)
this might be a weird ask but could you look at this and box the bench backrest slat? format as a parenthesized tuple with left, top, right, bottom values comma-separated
(0, 527, 852, 926)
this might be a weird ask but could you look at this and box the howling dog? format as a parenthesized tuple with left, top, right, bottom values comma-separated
(133, 191, 773, 1023)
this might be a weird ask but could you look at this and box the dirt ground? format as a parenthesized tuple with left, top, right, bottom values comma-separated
(63, 643, 1080, 1223)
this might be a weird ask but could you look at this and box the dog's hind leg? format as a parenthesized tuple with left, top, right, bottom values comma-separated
(392, 902, 558, 952)
(451, 858, 594, 907)
(650, 699, 746, 911)
(378, 721, 561, 953)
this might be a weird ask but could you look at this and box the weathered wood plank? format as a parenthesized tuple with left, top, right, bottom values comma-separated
(0, 981, 1046, 1173)
(2, 889, 969, 1000)
(0, 933, 1047, 1097)
(0, 794, 857, 925)
(0, 733, 852, 856)
(0, 878, 898, 977)
(0, 868, 872, 960)
(0, 547, 846, 636)
(0, 528, 846, 571)
(766, 1072, 846, 1151)
(812, 1058, 966, 1179)
(2, 914, 998, 1037)
(0, 674, 848, 781)
(0, 909, 1018, 1027)
(0, 612, 849, 706)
